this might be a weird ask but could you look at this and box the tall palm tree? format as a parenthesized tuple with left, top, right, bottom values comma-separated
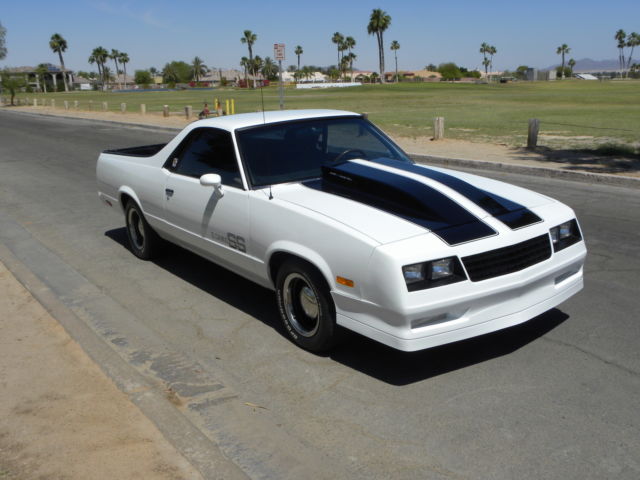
(556, 44, 571, 79)
(110, 49, 121, 88)
(332, 32, 344, 66)
(390, 40, 400, 82)
(568, 58, 576, 76)
(626, 32, 640, 77)
(240, 30, 257, 88)
(479, 42, 490, 77)
(191, 56, 207, 83)
(615, 29, 627, 73)
(345, 36, 356, 79)
(262, 56, 278, 80)
(119, 52, 130, 88)
(367, 9, 392, 84)
(488, 45, 497, 75)
(49, 33, 69, 92)
(294, 45, 303, 73)
(90, 46, 109, 90)
(0, 21, 6, 60)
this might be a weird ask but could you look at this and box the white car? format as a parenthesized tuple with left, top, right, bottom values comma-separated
(96, 109, 586, 352)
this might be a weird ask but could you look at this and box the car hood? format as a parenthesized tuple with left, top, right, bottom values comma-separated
(274, 158, 556, 246)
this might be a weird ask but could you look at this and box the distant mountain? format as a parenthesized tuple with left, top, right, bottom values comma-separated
(543, 58, 620, 72)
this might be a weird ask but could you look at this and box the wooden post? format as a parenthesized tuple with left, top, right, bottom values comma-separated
(140, 104, 146, 115)
(89, 100, 93, 111)
(64, 100, 69, 110)
(185, 105, 192, 119)
(120, 102, 126, 113)
(51, 99, 56, 109)
(163, 105, 169, 117)
(74, 100, 79, 110)
(102, 101, 108, 112)
(33, 98, 38, 107)
(527, 118, 540, 149)
(434, 117, 445, 140)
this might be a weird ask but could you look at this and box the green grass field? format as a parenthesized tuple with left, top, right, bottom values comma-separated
(12, 80, 640, 149)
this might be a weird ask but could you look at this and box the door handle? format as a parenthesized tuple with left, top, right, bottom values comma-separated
(165, 188, 174, 197)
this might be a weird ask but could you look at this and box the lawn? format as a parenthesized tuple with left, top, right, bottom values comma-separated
(11, 80, 640, 148)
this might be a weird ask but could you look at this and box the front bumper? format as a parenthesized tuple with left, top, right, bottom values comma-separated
(333, 241, 586, 352)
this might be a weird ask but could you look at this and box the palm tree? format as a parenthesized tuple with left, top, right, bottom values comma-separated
(240, 57, 249, 86)
(367, 9, 392, 84)
(556, 44, 571, 79)
(294, 45, 303, 74)
(262, 56, 278, 80)
(345, 36, 356, 80)
(480, 42, 490, 77)
(488, 45, 497, 75)
(390, 40, 400, 82)
(49, 33, 69, 92)
(615, 29, 627, 74)
(90, 46, 109, 90)
(119, 52, 130, 88)
(110, 49, 121, 88)
(332, 32, 344, 67)
(191, 56, 207, 83)
(568, 58, 576, 76)
(35, 64, 49, 93)
(240, 30, 257, 88)
(0, 21, 6, 60)
(626, 32, 640, 77)
(253, 55, 264, 83)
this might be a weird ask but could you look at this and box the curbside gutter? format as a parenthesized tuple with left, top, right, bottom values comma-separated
(409, 153, 640, 190)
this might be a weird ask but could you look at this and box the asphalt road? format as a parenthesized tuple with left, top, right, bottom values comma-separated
(1, 110, 639, 480)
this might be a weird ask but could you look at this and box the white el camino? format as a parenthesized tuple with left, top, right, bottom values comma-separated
(96, 109, 586, 352)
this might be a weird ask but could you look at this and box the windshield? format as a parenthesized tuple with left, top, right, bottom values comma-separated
(235, 116, 412, 187)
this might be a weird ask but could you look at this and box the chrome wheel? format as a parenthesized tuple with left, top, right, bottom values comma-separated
(283, 273, 320, 337)
(127, 207, 145, 251)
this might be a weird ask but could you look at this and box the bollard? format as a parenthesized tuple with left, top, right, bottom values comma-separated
(64, 100, 69, 110)
(140, 104, 146, 115)
(225, 99, 230, 115)
(33, 98, 37, 107)
(102, 101, 108, 111)
(163, 105, 169, 117)
(433, 117, 445, 140)
(217, 104, 223, 116)
(527, 118, 540, 149)
(51, 99, 56, 109)
(214, 98, 218, 111)
(74, 100, 79, 110)
(231, 99, 235, 115)
(185, 105, 192, 119)
(89, 100, 93, 111)
(120, 102, 126, 113)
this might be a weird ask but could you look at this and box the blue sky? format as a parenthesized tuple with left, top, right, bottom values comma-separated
(1, 1, 638, 73)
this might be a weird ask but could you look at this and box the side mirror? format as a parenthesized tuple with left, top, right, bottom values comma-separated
(200, 173, 222, 188)
(200, 173, 224, 197)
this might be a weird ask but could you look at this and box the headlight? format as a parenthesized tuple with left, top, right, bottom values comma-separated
(549, 219, 582, 252)
(402, 256, 467, 291)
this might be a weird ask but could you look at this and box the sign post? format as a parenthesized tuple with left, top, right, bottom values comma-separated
(274, 43, 285, 110)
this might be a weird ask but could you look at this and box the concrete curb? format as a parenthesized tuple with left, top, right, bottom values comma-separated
(409, 153, 640, 189)
(4, 107, 638, 189)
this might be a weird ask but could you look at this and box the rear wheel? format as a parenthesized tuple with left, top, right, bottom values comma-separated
(276, 259, 338, 352)
(125, 201, 162, 260)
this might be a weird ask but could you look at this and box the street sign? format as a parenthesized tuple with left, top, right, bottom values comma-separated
(274, 43, 285, 61)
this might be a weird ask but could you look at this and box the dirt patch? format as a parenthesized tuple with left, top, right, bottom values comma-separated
(0, 262, 203, 480)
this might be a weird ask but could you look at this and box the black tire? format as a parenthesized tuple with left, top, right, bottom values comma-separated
(275, 259, 338, 352)
(124, 201, 162, 260)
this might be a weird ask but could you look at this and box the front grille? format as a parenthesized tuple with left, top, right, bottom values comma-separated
(462, 234, 552, 282)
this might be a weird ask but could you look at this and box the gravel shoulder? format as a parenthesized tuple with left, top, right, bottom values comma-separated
(0, 260, 204, 480)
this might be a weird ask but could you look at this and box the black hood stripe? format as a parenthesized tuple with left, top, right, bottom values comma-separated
(303, 161, 496, 246)
(371, 158, 542, 230)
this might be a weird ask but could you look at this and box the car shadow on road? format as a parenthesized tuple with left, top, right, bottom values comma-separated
(106, 227, 570, 386)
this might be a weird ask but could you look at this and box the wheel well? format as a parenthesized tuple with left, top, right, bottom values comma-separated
(119, 192, 134, 211)
(269, 252, 331, 291)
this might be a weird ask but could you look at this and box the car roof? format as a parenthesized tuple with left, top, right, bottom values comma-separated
(192, 109, 360, 131)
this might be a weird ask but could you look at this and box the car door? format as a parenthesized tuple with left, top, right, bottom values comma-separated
(161, 127, 254, 273)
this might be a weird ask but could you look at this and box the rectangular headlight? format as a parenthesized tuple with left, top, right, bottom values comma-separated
(549, 219, 582, 252)
(403, 257, 467, 292)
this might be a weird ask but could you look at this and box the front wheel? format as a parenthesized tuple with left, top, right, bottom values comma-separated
(125, 201, 162, 260)
(276, 259, 338, 352)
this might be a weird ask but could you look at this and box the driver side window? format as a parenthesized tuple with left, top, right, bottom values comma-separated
(170, 128, 243, 188)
